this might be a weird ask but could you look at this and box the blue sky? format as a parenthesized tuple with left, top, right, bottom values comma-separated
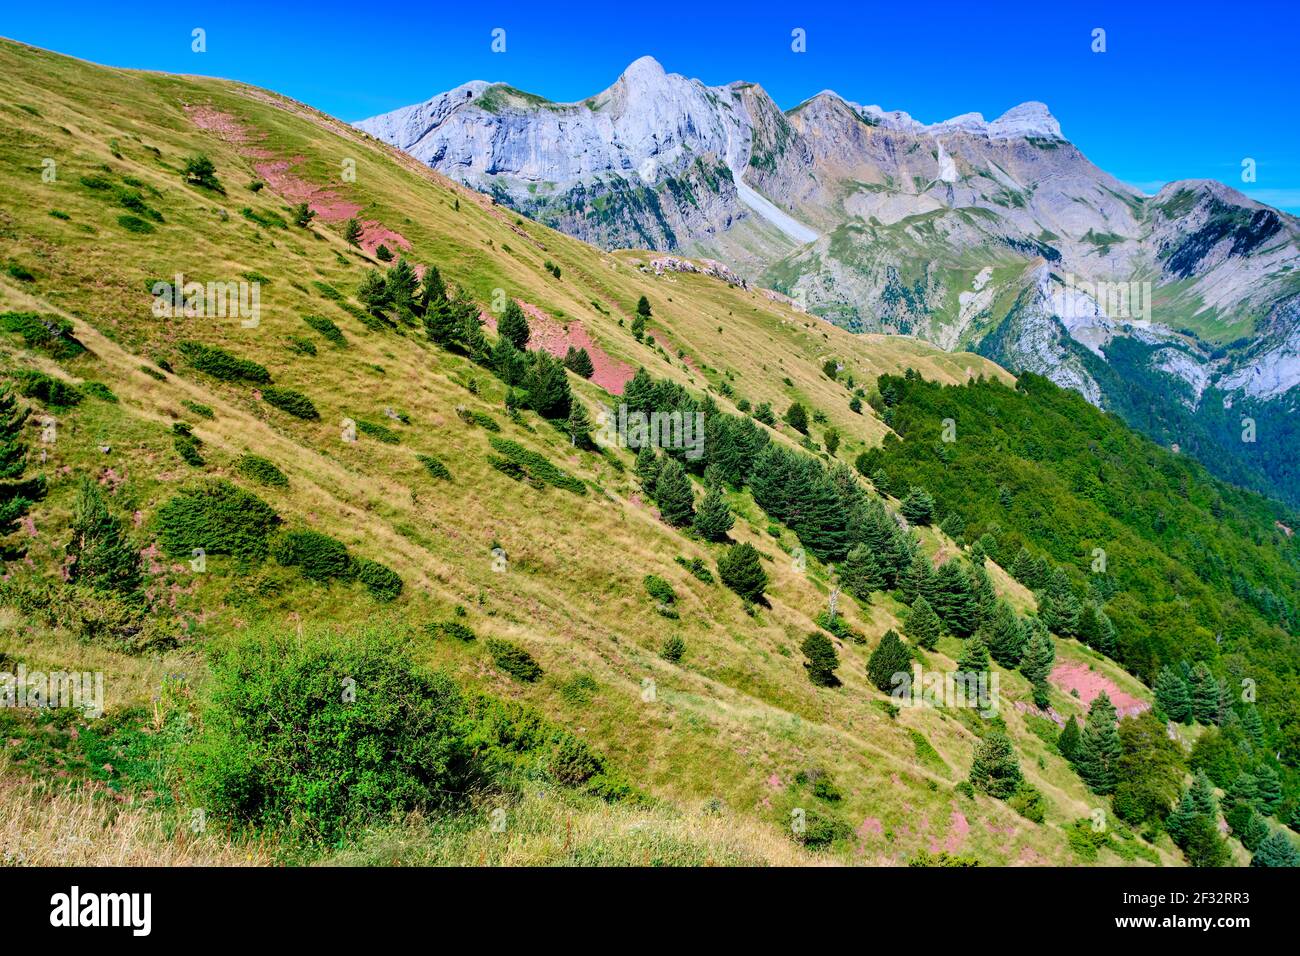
(4, 0, 1298, 210)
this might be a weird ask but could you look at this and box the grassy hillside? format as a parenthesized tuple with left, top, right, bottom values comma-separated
(0, 37, 1266, 867)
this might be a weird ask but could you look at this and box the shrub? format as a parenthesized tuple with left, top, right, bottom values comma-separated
(717, 542, 767, 602)
(643, 574, 677, 607)
(291, 202, 316, 228)
(14, 370, 81, 408)
(182, 154, 221, 191)
(485, 638, 543, 683)
(355, 419, 400, 444)
(660, 634, 686, 663)
(262, 386, 320, 420)
(178, 341, 271, 384)
(302, 314, 346, 346)
(154, 480, 281, 562)
(174, 432, 205, 466)
(417, 454, 452, 481)
(427, 620, 476, 642)
(674, 555, 713, 583)
(235, 453, 289, 488)
(117, 214, 154, 234)
(487, 438, 585, 494)
(286, 336, 317, 356)
(187, 624, 467, 844)
(182, 399, 215, 419)
(0, 311, 86, 359)
(80, 382, 118, 403)
(353, 557, 404, 602)
(65, 479, 142, 596)
(1008, 782, 1047, 823)
(969, 731, 1022, 799)
(240, 207, 287, 229)
(272, 529, 353, 582)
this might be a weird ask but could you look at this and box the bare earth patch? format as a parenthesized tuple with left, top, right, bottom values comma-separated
(1049, 661, 1148, 718)
(481, 301, 634, 395)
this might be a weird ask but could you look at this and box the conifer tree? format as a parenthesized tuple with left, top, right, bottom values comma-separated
(1166, 789, 1198, 846)
(1252, 829, 1300, 867)
(357, 269, 390, 312)
(634, 446, 660, 490)
(522, 350, 571, 419)
(802, 631, 841, 687)
(653, 457, 694, 527)
(897, 551, 932, 605)
(1075, 691, 1121, 794)
(838, 544, 884, 603)
(1191, 662, 1219, 723)
(929, 560, 978, 636)
(1058, 715, 1081, 763)
(969, 731, 1022, 799)
(1076, 600, 1117, 656)
(691, 482, 733, 541)
(1183, 814, 1231, 867)
(1189, 771, 1219, 818)
(0, 387, 38, 545)
(1240, 705, 1266, 747)
(498, 300, 531, 350)
(867, 629, 911, 693)
(900, 486, 935, 525)
(1038, 567, 1080, 636)
(563, 346, 595, 378)
(419, 263, 447, 312)
(565, 402, 592, 449)
(784, 402, 809, 434)
(1154, 665, 1192, 723)
(1019, 619, 1056, 686)
(969, 562, 997, 627)
(1255, 764, 1283, 814)
(490, 336, 528, 386)
(956, 633, 990, 675)
(343, 217, 362, 246)
(985, 600, 1027, 667)
(385, 258, 420, 311)
(718, 542, 767, 602)
(65, 478, 141, 597)
(904, 595, 942, 650)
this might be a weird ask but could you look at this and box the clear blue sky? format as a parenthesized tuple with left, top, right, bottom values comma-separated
(4, 0, 1297, 210)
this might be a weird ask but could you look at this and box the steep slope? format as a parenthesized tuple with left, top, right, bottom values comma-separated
(2, 38, 1293, 867)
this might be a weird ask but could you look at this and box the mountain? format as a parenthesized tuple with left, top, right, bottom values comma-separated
(359, 58, 1300, 507)
(2, 37, 1297, 868)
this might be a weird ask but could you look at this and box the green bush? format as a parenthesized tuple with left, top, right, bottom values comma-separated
(427, 620, 476, 642)
(80, 382, 118, 403)
(717, 542, 767, 602)
(302, 314, 346, 346)
(272, 529, 353, 582)
(117, 214, 154, 234)
(182, 399, 215, 419)
(262, 386, 319, 420)
(235, 453, 289, 488)
(355, 419, 400, 444)
(285, 336, 317, 356)
(417, 454, 452, 481)
(485, 638, 543, 683)
(660, 634, 686, 663)
(178, 341, 271, 384)
(154, 480, 281, 562)
(187, 625, 468, 844)
(13, 370, 81, 408)
(487, 438, 585, 494)
(643, 574, 677, 607)
(174, 433, 205, 467)
(0, 311, 86, 359)
(674, 555, 714, 583)
(353, 557, 403, 602)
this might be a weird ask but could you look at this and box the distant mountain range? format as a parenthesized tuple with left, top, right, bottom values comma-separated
(359, 56, 1300, 505)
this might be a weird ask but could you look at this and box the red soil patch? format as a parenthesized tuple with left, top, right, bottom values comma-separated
(857, 817, 884, 839)
(481, 300, 634, 395)
(184, 105, 410, 254)
(931, 803, 969, 853)
(1050, 661, 1148, 718)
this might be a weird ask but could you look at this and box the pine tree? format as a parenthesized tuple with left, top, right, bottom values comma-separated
(653, 457, 694, 527)
(1189, 771, 1219, 818)
(1154, 665, 1192, 723)
(986, 600, 1027, 667)
(385, 258, 420, 310)
(0, 387, 38, 545)
(969, 731, 1022, 799)
(1076, 600, 1117, 656)
(343, 217, 363, 246)
(563, 346, 595, 378)
(1019, 619, 1056, 686)
(784, 402, 808, 434)
(1075, 691, 1121, 794)
(522, 350, 571, 419)
(956, 633, 990, 675)
(1240, 705, 1266, 747)
(904, 596, 942, 650)
(422, 285, 459, 347)
(490, 335, 527, 386)
(691, 483, 733, 541)
(830, 545, 875, 603)
(929, 560, 978, 636)
(64, 478, 141, 596)
(498, 300, 531, 349)
(1058, 715, 1081, 763)
(357, 269, 390, 312)
(1191, 662, 1219, 723)
(1038, 567, 1080, 636)
(1166, 789, 1198, 846)
(969, 562, 997, 627)
(802, 631, 841, 687)
(636, 295, 652, 321)
(718, 542, 767, 602)
(634, 446, 660, 490)
(867, 629, 911, 693)
(1255, 764, 1283, 814)
(565, 402, 593, 449)
(897, 551, 932, 605)
(900, 486, 935, 525)
(1010, 546, 1042, 589)
(1183, 814, 1231, 867)
(1252, 829, 1300, 867)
